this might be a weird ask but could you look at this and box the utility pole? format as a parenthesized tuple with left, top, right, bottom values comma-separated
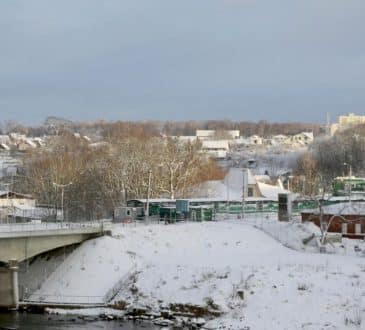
(53, 181, 73, 223)
(242, 169, 248, 220)
(145, 169, 152, 223)
(343, 162, 352, 203)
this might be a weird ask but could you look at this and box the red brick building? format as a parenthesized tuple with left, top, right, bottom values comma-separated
(301, 202, 365, 239)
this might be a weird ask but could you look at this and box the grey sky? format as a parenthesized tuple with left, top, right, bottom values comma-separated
(1, 0, 365, 125)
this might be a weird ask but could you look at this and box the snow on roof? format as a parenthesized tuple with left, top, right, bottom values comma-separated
(257, 182, 290, 201)
(196, 130, 215, 138)
(128, 198, 176, 204)
(255, 175, 271, 183)
(188, 180, 231, 199)
(328, 196, 365, 202)
(0, 191, 34, 199)
(22, 138, 37, 148)
(273, 134, 288, 139)
(305, 202, 365, 216)
(188, 168, 259, 200)
(89, 142, 109, 148)
(0, 143, 10, 150)
(226, 167, 256, 185)
(229, 138, 250, 145)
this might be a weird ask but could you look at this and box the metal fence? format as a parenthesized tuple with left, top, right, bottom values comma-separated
(23, 293, 105, 305)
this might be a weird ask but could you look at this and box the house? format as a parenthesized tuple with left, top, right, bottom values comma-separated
(290, 132, 314, 145)
(248, 135, 263, 145)
(271, 134, 288, 145)
(188, 168, 290, 201)
(196, 130, 215, 140)
(196, 130, 240, 140)
(16, 140, 37, 151)
(301, 202, 365, 239)
(0, 191, 60, 223)
(201, 140, 230, 159)
(32, 137, 45, 148)
(0, 191, 36, 208)
(173, 136, 197, 144)
(0, 191, 36, 223)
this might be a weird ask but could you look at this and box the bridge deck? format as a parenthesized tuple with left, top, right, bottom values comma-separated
(0, 221, 111, 263)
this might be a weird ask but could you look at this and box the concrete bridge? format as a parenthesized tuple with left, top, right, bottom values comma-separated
(0, 221, 112, 309)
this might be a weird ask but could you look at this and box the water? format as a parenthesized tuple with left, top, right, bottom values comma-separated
(0, 312, 157, 330)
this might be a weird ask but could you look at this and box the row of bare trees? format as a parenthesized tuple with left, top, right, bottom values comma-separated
(162, 120, 321, 137)
(292, 124, 365, 196)
(1, 118, 321, 138)
(15, 133, 224, 220)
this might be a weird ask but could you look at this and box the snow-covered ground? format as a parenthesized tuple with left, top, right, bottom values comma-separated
(27, 218, 365, 329)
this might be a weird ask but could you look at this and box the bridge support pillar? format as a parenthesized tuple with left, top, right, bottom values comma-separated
(0, 260, 19, 309)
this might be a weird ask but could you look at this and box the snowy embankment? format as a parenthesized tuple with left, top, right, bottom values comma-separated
(29, 220, 365, 329)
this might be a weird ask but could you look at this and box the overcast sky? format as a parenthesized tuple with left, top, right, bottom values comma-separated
(1, 0, 365, 125)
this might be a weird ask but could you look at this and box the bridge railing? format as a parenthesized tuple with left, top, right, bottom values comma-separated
(0, 221, 105, 233)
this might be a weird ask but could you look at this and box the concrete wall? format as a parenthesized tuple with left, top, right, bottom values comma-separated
(0, 263, 19, 309)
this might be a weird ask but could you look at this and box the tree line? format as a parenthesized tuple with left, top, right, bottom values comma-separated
(14, 132, 224, 221)
(1, 119, 321, 138)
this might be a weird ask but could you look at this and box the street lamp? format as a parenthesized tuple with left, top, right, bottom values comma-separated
(343, 162, 352, 177)
(53, 181, 73, 223)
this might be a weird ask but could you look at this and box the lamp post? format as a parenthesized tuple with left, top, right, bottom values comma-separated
(2, 183, 11, 223)
(53, 181, 73, 223)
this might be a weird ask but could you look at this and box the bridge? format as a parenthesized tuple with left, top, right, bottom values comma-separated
(0, 221, 112, 309)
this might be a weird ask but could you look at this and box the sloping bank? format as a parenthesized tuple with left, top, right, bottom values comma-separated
(25, 221, 365, 330)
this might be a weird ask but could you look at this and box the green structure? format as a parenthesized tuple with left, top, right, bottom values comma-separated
(127, 195, 365, 221)
(332, 176, 365, 197)
(190, 206, 214, 221)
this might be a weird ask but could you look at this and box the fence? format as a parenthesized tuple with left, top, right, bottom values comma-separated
(23, 293, 105, 305)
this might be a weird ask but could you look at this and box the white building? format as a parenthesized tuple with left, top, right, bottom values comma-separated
(249, 135, 263, 145)
(196, 130, 240, 140)
(0, 191, 36, 208)
(201, 140, 230, 159)
(290, 132, 314, 145)
(330, 113, 365, 135)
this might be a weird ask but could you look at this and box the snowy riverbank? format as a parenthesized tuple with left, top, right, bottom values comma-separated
(25, 219, 365, 329)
